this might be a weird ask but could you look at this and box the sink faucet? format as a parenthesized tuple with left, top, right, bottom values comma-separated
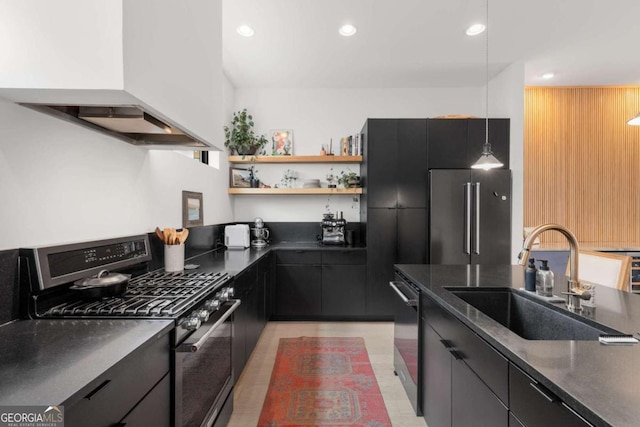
(517, 223, 588, 312)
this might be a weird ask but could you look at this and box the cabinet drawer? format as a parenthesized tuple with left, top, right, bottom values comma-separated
(235, 264, 257, 295)
(424, 294, 508, 404)
(509, 363, 592, 427)
(65, 334, 170, 427)
(276, 250, 322, 265)
(322, 250, 366, 265)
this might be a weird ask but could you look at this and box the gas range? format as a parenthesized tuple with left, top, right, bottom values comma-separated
(45, 270, 230, 318)
(19, 234, 240, 427)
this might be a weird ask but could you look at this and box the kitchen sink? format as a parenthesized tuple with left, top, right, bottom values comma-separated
(446, 287, 619, 340)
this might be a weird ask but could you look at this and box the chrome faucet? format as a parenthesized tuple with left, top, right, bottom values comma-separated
(517, 223, 589, 311)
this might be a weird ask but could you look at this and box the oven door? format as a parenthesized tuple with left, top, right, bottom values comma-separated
(390, 275, 421, 415)
(174, 299, 241, 427)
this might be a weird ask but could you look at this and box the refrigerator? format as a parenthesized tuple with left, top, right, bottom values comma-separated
(429, 169, 511, 264)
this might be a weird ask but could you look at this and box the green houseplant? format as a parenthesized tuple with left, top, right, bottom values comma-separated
(338, 170, 360, 188)
(223, 109, 268, 156)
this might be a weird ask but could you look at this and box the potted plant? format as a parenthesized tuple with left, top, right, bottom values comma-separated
(338, 170, 360, 188)
(223, 109, 269, 156)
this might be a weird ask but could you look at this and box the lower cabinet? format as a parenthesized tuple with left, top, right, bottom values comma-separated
(65, 333, 170, 427)
(422, 292, 592, 427)
(452, 359, 508, 427)
(509, 364, 592, 427)
(422, 293, 508, 427)
(274, 249, 367, 319)
(422, 324, 452, 427)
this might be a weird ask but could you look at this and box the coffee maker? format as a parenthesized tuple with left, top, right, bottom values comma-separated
(321, 212, 346, 245)
(250, 217, 270, 248)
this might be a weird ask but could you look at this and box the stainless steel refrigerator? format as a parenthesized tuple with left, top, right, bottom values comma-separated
(429, 169, 511, 264)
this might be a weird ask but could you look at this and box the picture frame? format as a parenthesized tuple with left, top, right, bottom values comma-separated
(270, 129, 294, 156)
(182, 191, 203, 227)
(229, 167, 251, 188)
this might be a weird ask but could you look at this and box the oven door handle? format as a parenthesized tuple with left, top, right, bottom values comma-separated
(179, 299, 241, 353)
(389, 281, 418, 307)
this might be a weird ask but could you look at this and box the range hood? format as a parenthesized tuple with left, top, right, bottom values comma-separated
(20, 103, 212, 148)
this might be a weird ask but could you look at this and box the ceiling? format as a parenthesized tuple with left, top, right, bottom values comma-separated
(222, 0, 640, 89)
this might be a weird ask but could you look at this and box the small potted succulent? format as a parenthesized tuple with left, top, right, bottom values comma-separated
(223, 109, 269, 156)
(338, 170, 360, 188)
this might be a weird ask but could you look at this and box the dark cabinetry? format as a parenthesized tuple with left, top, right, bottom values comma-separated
(275, 250, 322, 317)
(428, 118, 510, 169)
(422, 293, 508, 427)
(65, 334, 170, 427)
(321, 251, 366, 316)
(232, 263, 262, 382)
(274, 249, 366, 319)
(361, 119, 428, 317)
(509, 364, 591, 427)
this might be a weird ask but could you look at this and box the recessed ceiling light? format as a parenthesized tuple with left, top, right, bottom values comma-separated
(339, 24, 357, 37)
(236, 25, 255, 37)
(541, 72, 555, 79)
(466, 23, 486, 36)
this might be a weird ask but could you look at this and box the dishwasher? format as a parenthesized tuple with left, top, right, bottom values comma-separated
(390, 272, 421, 415)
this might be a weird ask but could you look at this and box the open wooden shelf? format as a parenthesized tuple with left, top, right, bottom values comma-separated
(228, 187, 363, 195)
(228, 155, 362, 164)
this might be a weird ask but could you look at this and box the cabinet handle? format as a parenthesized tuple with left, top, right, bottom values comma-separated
(84, 379, 112, 400)
(295, 250, 304, 253)
(389, 281, 418, 306)
(450, 349, 463, 360)
(529, 381, 556, 403)
(439, 339, 451, 348)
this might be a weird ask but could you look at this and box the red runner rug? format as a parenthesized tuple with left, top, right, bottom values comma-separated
(258, 337, 392, 427)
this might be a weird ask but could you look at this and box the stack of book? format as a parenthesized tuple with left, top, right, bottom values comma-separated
(340, 134, 362, 156)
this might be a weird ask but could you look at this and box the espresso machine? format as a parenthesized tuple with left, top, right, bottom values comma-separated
(251, 217, 270, 248)
(321, 212, 346, 245)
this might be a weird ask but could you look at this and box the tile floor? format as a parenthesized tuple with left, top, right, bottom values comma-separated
(227, 321, 428, 427)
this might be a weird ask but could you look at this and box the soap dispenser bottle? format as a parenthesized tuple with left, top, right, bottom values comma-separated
(525, 258, 537, 292)
(536, 259, 554, 297)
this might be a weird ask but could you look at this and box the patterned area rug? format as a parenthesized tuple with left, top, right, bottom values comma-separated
(258, 337, 392, 426)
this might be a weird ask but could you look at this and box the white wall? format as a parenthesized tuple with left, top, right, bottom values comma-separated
(0, 0, 124, 89)
(0, 97, 233, 250)
(232, 87, 485, 222)
(488, 62, 526, 262)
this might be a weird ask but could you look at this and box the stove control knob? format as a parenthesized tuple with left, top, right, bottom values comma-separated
(219, 289, 230, 301)
(226, 286, 235, 297)
(194, 309, 210, 323)
(181, 316, 201, 331)
(204, 299, 220, 312)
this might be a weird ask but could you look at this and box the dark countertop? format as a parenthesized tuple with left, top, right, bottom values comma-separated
(0, 319, 173, 406)
(396, 264, 640, 427)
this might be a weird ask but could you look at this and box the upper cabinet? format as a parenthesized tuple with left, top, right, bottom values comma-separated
(361, 119, 428, 209)
(428, 119, 510, 169)
(0, 0, 223, 149)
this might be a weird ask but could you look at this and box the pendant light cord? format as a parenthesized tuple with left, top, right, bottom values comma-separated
(485, 0, 489, 148)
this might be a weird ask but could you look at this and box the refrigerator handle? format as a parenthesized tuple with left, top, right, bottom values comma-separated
(474, 182, 481, 255)
(464, 183, 472, 255)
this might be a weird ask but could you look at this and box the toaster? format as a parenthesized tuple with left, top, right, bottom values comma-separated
(225, 224, 250, 249)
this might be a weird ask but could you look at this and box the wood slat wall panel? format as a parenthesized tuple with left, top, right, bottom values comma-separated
(524, 87, 640, 243)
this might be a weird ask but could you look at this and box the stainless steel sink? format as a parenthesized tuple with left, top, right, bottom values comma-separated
(446, 287, 619, 340)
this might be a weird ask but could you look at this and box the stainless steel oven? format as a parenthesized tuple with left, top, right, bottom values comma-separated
(390, 273, 421, 415)
(175, 297, 241, 427)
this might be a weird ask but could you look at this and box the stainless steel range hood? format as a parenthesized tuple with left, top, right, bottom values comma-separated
(20, 103, 213, 148)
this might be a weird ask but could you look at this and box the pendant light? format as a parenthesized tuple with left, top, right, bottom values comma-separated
(471, 0, 504, 170)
